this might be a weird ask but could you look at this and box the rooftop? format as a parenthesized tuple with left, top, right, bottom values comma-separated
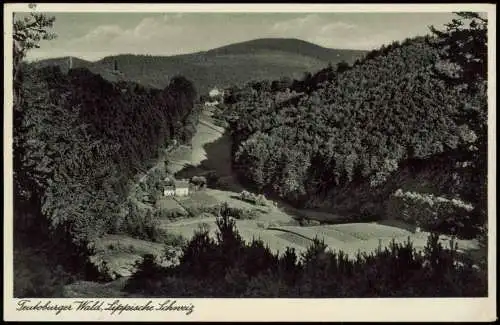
(174, 180, 190, 188)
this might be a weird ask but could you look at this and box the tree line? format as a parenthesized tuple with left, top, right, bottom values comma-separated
(13, 12, 200, 296)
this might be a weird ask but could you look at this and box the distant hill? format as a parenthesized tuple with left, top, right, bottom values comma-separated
(31, 38, 367, 94)
(32, 56, 92, 72)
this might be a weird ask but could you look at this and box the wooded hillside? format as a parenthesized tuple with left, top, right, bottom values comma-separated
(15, 64, 199, 244)
(219, 14, 487, 239)
(32, 38, 367, 94)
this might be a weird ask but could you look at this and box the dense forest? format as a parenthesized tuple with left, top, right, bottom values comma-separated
(13, 13, 199, 296)
(216, 12, 488, 240)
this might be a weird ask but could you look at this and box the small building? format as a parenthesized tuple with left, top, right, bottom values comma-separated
(163, 178, 190, 197)
(174, 180, 190, 197)
(204, 101, 219, 107)
(163, 185, 175, 197)
(209, 88, 222, 98)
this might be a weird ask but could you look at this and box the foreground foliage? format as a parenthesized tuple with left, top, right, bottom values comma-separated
(125, 207, 486, 297)
(13, 12, 199, 296)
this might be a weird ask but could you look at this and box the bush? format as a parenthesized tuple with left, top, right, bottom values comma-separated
(237, 190, 268, 206)
(206, 171, 219, 188)
(155, 208, 187, 221)
(190, 176, 207, 189)
(387, 189, 478, 238)
(161, 232, 186, 247)
(120, 201, 167, 243)
(297, 217, 321, 227)
(14, 248, 70, 298)
(124, 254, 166, 294)
(216, 204, 258, 220)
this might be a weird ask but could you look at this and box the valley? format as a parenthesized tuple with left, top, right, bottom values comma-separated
(12, 11, 489, 300)
(80, 104, 480, 297)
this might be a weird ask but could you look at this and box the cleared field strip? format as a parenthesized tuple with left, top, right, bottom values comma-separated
(96, 234, 165, 254)
(237, 228, 306, 254)
(329, 223, 412, 239)
(276, 226, 362, 243)
(288, 207, 347, 222)
(276, 232, 313, 248)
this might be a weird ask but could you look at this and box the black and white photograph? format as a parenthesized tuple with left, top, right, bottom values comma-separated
(3, 3, 496, 322)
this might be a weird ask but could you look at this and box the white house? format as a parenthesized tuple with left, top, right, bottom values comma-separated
(209, 88, 222, 98)
(163, 186, 175, 197)
(164, 180, 190, 197)
(204, 101, 219, 107)
(174, 180, 190, 197)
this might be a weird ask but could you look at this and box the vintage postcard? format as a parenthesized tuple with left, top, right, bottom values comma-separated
(3, 3, 497, 322)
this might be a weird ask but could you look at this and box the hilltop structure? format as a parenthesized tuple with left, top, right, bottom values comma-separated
(205, 87, 225, 107)
(209, 87, 224, 98)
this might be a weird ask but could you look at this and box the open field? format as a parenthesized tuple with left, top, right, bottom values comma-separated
(87, 112, 480, 295)
(63, 277, 130, 298)
(165, 212, 480, 258)
(91, 234, 169, 278)
(117, 108, 480, 273)
(162, 186, 479, 258)
(155, 197, 185, 212)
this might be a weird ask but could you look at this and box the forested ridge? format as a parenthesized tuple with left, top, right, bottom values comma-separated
(217, 13, 488, 239)
(16, 65, 199, 242)
(32, 38, 367, 94)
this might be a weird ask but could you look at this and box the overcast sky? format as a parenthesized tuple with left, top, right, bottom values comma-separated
(19, 12, 457, 62)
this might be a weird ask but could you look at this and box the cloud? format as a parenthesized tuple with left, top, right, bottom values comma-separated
(24, 12, 453, 61)
(320, 21, 357, 33)
(272, 14, 322, 32)
(64, 15, 186, 58)
(314, 29, 411, 51)
(77, 25, 124, 43)
(272, 14, 357, 35)
(163, 12, 184, 22)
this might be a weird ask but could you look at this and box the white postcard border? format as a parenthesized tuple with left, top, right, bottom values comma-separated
(3, 3, 497, 322)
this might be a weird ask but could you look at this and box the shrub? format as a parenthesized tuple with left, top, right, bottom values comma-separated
(206, 171, 219, 188)
(297, 217, 320, 227)
(14, 248, 70, 298)
(155, 208, 186, 221)
(190, 176, 207, 189)
(255, 194, 268, 206)
(387, 189, 477, 238)
(216, 204, 258, 220)
(161, 232, 186, 248)
(237, 190, 268, 206)
(119, 201, 172, 243)
(124, 254, 166, 294)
